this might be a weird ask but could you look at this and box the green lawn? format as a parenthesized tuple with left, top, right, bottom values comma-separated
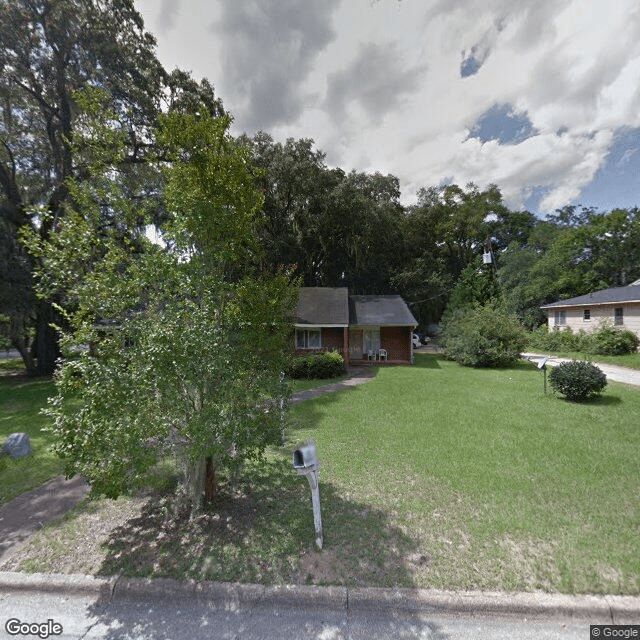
(5, 353, 640, 595)
(0, 372, 63, 505)
(285, 353, 640, 593)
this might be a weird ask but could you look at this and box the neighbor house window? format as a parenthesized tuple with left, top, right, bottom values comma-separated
(554, 310, 566, 325)
(583, 309, 590, 321)
(296, 328, 321, 349)
(614, 307, 624, 326)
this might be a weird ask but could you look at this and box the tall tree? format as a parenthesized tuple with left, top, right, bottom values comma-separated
(31, 109, 296, 511)
(394, 183, 508, 326)
(0, 0, 221, 375)
(245, 133, 406, 293)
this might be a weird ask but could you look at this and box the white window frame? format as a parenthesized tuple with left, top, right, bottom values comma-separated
(614, 307, 624, 326)
(296, 328, 322, 349)
(554, 310, 566, 326)
(583, 309, 590, 322)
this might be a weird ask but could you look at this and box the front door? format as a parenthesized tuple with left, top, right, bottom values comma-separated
(349, 329, 363, 360)
(362, 328, 380, 357)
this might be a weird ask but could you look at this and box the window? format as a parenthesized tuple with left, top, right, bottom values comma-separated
(296, 329, 321, 349)
(615, 307, 624, 326)
(554, 310, 566, 326)
(583, 309, 590, 321)
(363, 328, 380, 353)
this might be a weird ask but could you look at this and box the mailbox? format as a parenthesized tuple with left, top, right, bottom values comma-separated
(292, 439, 323, 549)
(537, 356, 549, 369)
(293, 440, 319, 471)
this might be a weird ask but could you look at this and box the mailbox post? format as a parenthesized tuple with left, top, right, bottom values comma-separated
(293, 439, 323, 549)
(538, 356, 549, 394)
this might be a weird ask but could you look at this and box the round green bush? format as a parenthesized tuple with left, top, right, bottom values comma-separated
(548, 360, 607, 401)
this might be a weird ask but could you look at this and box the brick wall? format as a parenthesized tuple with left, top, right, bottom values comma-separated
(380, 326, 411, 362)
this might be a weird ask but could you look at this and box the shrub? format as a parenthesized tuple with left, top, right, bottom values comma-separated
(286, 350, 345, 379)
(527, 320, 639, 356)
(441, 301, 527, 367)
(589, 321, 639, 355)
(527, 325, 590, 352)
(548, 360, 607, 401)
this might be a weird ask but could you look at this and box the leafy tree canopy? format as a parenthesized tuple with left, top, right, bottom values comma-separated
(0, 0, 222, 375)
(31, 109, 297, 512)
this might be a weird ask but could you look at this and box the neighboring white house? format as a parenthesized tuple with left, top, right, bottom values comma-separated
(540, 280, 640, 337)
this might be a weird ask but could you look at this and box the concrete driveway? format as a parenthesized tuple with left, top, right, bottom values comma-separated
(522, 352, 640, 387)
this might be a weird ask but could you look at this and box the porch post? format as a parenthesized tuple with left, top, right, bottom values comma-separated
(343, 326, 350, 369)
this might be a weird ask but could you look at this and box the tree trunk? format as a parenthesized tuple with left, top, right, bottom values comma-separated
(9, 316, 36, 377)
(205, 456, 217, 501)
(32, 299, 61, 377)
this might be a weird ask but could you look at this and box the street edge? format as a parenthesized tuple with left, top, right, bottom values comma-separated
(1, 572, 638, 623)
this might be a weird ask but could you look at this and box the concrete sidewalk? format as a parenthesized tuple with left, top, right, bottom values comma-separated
(522, 352, 640, 387)
(0, 476, 90, 565)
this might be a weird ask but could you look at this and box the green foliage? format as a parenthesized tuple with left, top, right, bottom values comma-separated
(441, 301, 527, 367)
(440, 257, 500, 325)
(527, 321, 639, 356)
(589, 321, 639, 355)
(34, 110, 297, 512)
(1, 0, 223, 377)
(549, 360, 607, 401)
(243, 132, 407, 294)
(286, 350, 345, 379)
(527, 325, 585, 352)
(396, 183, 510, 325)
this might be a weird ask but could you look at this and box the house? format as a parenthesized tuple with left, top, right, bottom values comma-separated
(540, 281, 640, 338)
(294, 287, 418, 366)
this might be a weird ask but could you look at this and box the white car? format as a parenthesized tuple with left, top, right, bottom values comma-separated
(412, 334, 422, 348)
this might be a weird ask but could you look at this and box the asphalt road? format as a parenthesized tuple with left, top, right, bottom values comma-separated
(0, 588, 598, 640)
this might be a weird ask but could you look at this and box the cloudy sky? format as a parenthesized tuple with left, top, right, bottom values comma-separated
(135, 0, 640, 215)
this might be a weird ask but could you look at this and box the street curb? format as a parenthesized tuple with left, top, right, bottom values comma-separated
(0, 572, 116, 600)
(2, 572, 639, 622)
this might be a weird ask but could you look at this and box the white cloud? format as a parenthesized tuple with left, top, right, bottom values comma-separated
(210, 0, 340, 131)
(136, 0, 640, 214)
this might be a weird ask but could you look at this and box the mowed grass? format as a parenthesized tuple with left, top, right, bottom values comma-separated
(0, 370, 63, 505)
(5, 353, 639, 594)
(285, 353, 640, 594)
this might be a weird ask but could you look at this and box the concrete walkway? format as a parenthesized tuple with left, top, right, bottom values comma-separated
(0, 475, 90, 564)
(290, 366, 377, 404)
(522, 352, 640, 387)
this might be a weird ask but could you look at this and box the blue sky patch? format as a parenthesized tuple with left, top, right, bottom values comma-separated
(460, 53, 481, 77)
(572, 127, 640, 212)
(469, 103, 538, 145)
(522, 186, 551, 217)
